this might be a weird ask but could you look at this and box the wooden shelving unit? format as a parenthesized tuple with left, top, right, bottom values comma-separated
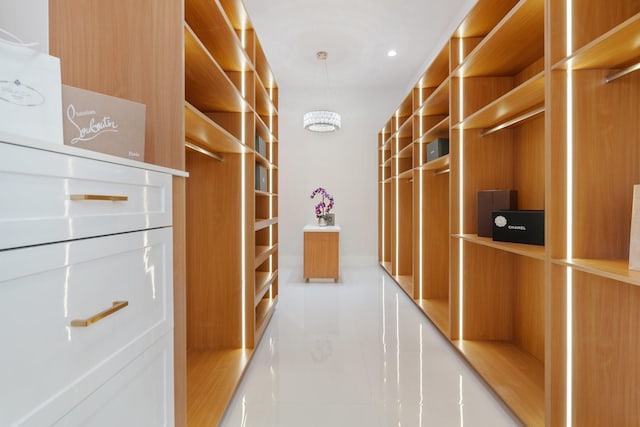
(184, 0, 278, 424)
(547, 1, 640, 425)
(379, 0, 640, 425)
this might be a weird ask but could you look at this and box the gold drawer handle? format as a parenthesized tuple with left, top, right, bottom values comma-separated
(70, 301, 129, 327)
(70, 194, 128, 201)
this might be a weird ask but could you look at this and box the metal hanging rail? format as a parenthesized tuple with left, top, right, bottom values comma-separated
(185, 141, 224, 162)
(604, 62, 640, 84)
(481, 106, 545, 137)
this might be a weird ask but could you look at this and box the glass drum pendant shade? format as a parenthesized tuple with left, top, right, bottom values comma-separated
(303, 110, 341, 133)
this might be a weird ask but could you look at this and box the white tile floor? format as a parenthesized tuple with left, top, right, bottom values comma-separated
(221, 266, 521, 427)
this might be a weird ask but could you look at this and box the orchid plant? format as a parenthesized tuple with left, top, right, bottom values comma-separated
(310, 187, 334, 220)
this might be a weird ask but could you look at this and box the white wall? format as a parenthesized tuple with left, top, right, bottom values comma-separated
(0, 0, 49, 52)
(278, 86, 398, 269)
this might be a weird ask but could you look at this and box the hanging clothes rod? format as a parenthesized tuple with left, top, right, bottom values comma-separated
(605, 62, 640, 84)
(433, 168, 450, 176)
(481, 106, 545, 137)
(185, 141, 224, 162)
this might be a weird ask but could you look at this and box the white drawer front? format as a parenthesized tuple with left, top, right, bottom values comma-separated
(0, 228, 173, 427)
(53, 333, 174, 427)
(0, 142, 172, 250)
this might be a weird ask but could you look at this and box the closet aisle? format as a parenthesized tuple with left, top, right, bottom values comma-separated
(220, 266, 520, 427)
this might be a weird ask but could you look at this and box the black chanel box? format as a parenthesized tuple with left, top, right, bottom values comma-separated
(477, 190, 517, 237)
(491, 210, 544, 246)
(426, 138, 449, 162)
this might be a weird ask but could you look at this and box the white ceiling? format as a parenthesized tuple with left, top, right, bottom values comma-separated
(243, 0, 476, 95)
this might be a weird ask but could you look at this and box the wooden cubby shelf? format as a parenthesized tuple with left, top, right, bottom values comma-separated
(184, 24, 246, 113)
(396, 169, 413, 180)
(184, 102, 244, 154)
(416, 299, 449, 335)
(554, 13, 640, 70)
(456, 0, 544, 77)
(184, 0, 279, 424)
(459, 72, 545, 130)
(417, 78, 450, 116)
(452, 341, 544, 426)
(457, 234, 545, 260)
(420, 155, 450, 173)
(187, 349, 252, 426)
(418, 116, 450, 144)
(255, 217, 278, 231)
(255, 296, 277, 338)
(379, 1, 640, 425)
(185, 0, 250, 72)
(255, 271, 278, 302)
(255, 189, 275, 197)
(553, 258, 640, 287)
(395, 275, 414, 296)
(255, 244, 278, 266)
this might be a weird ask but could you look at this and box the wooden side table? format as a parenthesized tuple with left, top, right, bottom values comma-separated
(303, 225, 340, 282)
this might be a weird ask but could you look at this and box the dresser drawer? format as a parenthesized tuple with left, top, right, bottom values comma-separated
(0, 142, 172, 250)
(53, 333, 174, 427)
(0, 228, 173, 426)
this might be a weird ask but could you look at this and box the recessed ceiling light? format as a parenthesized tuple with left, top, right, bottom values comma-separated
(387, 49, 397, 57)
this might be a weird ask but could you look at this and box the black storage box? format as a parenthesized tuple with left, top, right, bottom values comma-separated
(255, 135, 267, 157)
(477, 190, 517, 237)
(491, 210, 544, 246)
(255, 165, 267, 191)
(426, 138, 449, 162)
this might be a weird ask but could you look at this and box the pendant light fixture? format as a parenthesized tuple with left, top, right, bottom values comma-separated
(303, 51, 341, 133)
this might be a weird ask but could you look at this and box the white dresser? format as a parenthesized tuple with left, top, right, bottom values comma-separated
(0, 139, 185, 426)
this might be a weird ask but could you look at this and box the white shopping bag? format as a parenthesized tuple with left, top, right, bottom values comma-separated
(0, 28, 63, 145)
(630, 185, 640, 271)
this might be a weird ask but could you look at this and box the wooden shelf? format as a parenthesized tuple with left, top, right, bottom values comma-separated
(184, 0, 278, 424)
(453, 0, 518, 38)
(416, 299, 449, 336)
(187, 348, 253, 426)
(255, 270, 278, 303)
(417, 44, 450, 89)
(554, 13, 640, 70)
(418, 116, 450, 143)
(255, 115, 278, 145)
(255, 295, 278, 342)
(380, 262, 392, 276)
(395, 275, 414, 296)
(417, 78, 449, 116)
(255, 190, 276, 197)
(185, 0, 250, 72)
(457, 0, 544, 77)
(460, 72, 545, 130)
(397, 168, 413, 180)
(396, 143, 413, 159)
(390, 117, 413, 142)
(254, 151, 274, 169)
(395, 94, 414, 125)
(218, 0, 250, 32)
(255, 217, 278, 231)
(420, 154, 450, 173)
(453, 340, 544, 427)
(185, 24, 245, 113)
(255, 243, 278, 266)
(553, 258, 640, 287)
(457, 234, 545, 260)
(255, 80, 277, 117)
(254, 40, 277, 95)
(184, 102, 244, 154)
